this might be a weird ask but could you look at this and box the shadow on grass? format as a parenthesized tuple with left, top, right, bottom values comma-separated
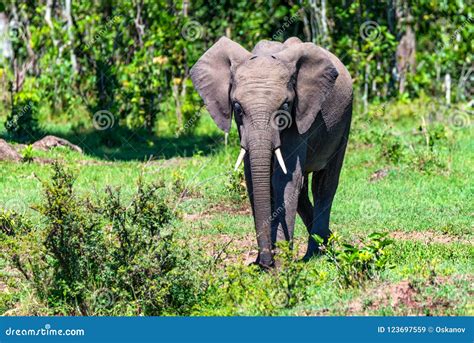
(1, 126, 226, 161)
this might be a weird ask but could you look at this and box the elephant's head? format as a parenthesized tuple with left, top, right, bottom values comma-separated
(190, 37, 338, 267)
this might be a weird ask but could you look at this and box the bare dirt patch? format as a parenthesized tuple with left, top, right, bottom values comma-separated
(389, 230, 471, 245)
(184, 202, 251, 222)
(347, 275, 472, 315)
(369, 168, 389, 182)
(0, 139, 21, 162)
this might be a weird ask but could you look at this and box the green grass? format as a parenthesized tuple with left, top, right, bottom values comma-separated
(0, 99, 473, 315)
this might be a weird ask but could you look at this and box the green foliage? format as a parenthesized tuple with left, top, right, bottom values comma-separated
(1, 1, 469, 136)
(378, 131, 404, 164)
(20, 145, 34, 162)
(196, 241, 326, 315)
(5, 93, 40, 142)
(225, 169, 247, 202)
(171, 170, 186, 195)
(0, 210, 31, 237)
(0, 163, 206, 315)
(318, 232, 394, 288)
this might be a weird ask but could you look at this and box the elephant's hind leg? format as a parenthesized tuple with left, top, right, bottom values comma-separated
(303, 138, 348, 260)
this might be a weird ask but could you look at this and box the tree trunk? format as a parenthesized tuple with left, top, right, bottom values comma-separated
(0, 12, 12, 60)
(65, 0, 78, 73)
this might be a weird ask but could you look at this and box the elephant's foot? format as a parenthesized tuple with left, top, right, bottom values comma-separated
(302, 239, 327, 262)
(301, 248, 324, 262)
(255, 251, 275, 270)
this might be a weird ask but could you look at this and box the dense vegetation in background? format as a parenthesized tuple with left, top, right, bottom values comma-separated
(0, 0, 472, 141)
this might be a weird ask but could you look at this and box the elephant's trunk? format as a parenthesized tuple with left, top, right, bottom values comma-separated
(248, 130, 274, 268)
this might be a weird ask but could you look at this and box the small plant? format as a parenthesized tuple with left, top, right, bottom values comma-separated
(21, 145, 35, 163)
(378, 132, 405, 164)
(0, 209, 31, 236)
(272, 241, 323, 308)
(172, 170, 186, 196)
(318, 232, 394, 288)
(225, 168, 247, 202)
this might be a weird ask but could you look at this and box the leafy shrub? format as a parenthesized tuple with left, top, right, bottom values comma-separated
(1, 163, 206, 315)
(5, 93, 40, 142)
(318, 232, 394, 288)
(171, 170, 186, 195)
(408, 122, 452, 173)
(225, 169, 247, 202)
(378, 132, 405, 164)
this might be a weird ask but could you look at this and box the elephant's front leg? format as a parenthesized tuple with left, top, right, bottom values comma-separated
(271, 157, 304, 248)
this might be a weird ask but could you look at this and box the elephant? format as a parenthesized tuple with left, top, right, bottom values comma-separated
(190, 37, 352, 268)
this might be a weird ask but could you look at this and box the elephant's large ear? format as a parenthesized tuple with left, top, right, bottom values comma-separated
(190, 37, 252, 132)
(275, 42, 338, 134)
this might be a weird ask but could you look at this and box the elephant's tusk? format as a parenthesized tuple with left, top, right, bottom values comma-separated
(275, 148, 287, 174)
(234, 148, 246, 171)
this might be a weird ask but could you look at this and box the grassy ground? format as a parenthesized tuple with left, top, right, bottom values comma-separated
(0, 99, 472, 315)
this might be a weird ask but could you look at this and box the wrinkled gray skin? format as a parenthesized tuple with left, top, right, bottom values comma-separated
(191, 37, 352, 268)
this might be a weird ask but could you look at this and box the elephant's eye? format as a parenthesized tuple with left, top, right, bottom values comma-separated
(281, 102, 289, 112)
(233, 102, 243, 115)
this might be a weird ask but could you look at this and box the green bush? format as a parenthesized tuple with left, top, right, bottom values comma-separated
(0, 163, 207, 315)
(5, 93, 40, 142)
(318, 232, 394, 288)
(225, 169, 247, 203)
(378, 132, 405, 164)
